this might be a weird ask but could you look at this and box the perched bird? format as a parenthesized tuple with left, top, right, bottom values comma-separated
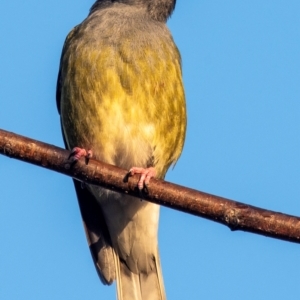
(56, 0, 186, 299)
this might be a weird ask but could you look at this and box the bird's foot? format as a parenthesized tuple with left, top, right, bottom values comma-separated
(129, 167, 156, 191)
(68, 147, 92, 164)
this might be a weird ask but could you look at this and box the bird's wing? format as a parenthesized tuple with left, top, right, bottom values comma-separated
(72, 179, 116, 285)
(56, 26, 77, 114)
(56, 29, 116, 285)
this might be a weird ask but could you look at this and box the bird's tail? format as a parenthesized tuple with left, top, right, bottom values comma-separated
(114, 250, 166, 300)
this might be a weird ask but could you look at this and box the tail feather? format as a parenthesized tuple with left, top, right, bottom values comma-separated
(115, 250, 166, 300)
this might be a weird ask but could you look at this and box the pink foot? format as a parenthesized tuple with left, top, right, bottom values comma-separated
(129, 167, 156, 190)
(69, 147, 92, 164)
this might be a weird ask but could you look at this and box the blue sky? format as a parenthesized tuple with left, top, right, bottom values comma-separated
(1, 1, 299, 299)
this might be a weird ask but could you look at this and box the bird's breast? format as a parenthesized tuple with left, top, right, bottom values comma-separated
(60, 16, 186, 176)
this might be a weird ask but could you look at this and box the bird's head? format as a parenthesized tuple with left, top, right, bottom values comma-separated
(90, 0, 176, 22)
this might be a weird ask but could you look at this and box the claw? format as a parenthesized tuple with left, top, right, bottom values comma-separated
(129, 167, 156, 191)
(69, 147, 92, 164)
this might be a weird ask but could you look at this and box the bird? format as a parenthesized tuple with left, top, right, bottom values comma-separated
(56, 1, 186, 299)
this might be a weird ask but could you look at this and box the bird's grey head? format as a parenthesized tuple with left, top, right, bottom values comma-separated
(90, 0, 176, 22)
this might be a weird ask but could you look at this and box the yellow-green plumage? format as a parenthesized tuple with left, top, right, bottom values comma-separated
(57, 3, 186, 300)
